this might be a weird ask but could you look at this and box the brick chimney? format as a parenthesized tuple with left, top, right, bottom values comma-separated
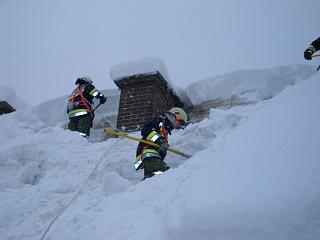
(114, 71, 183, 130)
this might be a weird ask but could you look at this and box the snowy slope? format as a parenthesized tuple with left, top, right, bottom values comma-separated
(48, 72, 320, 240)
(1, 69, 320, 240)
(186, 64, 316, 105)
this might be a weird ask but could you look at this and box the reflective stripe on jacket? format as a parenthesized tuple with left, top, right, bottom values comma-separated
(67, 83, 104, 119)
(68, 108, 90, 118)
(135, 116, 171, 170)
(135, 148, 161, 170)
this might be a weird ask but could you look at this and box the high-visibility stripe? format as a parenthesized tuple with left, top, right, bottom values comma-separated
(68, 109, 89, 117)
(150, 135, 159, 142)
(153, 171, 163, 175)
(136, 149, 160, 160)
(71, 112, 88, 117)
(143, 149, 159, 154)
(135, 148, 161, 170)
(89, 88, 97, 96)
(141, 149, 161, 161)
(146, 131, 158, 141)
(141, 152, 160, 160)
(78, 132, 88, 138)
(68, 109, 89, 114)
(309, 45, 316, 53)
(92, 91, 99, 97)
(134, 160, 142, 170)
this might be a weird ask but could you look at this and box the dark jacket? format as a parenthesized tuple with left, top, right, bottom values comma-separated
(67, 82, 105, 119)
(310, 37, 320, 52)
(136, 115, 173, 161)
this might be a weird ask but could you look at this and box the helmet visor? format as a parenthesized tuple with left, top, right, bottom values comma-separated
(175, 115, 186, 126)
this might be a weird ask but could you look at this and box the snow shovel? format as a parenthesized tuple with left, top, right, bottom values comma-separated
(104, 128, 192, 159)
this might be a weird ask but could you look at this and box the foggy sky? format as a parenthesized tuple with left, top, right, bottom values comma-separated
(0, 0, 319, 105)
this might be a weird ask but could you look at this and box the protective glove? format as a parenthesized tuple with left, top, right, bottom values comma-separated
(100, 96, 107, 104)
(304, 48, 314, 60)
(158, 142, 169, 159)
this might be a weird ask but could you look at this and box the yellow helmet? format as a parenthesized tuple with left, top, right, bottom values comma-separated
(169, 107, 187, 124)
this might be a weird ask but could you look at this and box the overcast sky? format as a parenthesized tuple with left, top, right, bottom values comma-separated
(0, 0, 319, 105)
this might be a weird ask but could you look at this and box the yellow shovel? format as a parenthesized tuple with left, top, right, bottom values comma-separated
(104, 128, 192, 159)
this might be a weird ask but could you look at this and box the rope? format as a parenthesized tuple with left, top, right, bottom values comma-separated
(40, 153, 107, 240)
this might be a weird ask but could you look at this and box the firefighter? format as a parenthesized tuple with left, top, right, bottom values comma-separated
(135, 107, 188, 179)
(304, 37, 320, 60)
(67, 76, 107, 138)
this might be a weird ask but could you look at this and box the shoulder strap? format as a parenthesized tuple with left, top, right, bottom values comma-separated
(78, 85, 93, 113)
(71, 85, 93, 115)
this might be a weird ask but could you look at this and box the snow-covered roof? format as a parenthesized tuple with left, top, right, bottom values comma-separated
(110, 57, 172, 85)
(0, 86, 29, 110)
(186, 64, 316, 105)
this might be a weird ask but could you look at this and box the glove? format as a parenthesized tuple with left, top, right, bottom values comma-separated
(304, 49, 313, 60)
(100, 96, 107, 104)
(158, 142, 169, 159)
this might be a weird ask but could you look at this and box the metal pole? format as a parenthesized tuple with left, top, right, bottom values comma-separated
(104, 128, 192, 159)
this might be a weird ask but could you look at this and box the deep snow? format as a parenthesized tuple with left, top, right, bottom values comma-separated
(0, 86, 29, 110)
(186, 64, 315, 105)
(0, 65, 320, 240)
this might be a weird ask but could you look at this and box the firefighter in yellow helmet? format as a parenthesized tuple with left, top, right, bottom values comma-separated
(135, 107, 188, 179)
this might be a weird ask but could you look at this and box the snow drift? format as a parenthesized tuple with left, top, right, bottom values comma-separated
(0, 66, 319, 240)
(186, 64, 316, 105)
(0, 86, 29, 110)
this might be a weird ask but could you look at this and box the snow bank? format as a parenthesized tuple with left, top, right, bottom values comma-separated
(48, 72, 320, 240)
(186, 64, 316, 105)
(32, 89, 120, 128)
(1, 67, 319, 240)
(110, 57, 171, 83)
(0, 86, 29, 110)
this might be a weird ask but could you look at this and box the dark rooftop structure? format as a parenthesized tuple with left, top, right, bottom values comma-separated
(0, 101, 16, 115)
(114, 71, 184, 130)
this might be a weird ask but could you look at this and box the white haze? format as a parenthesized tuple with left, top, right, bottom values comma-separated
(0, 0, 319, 105)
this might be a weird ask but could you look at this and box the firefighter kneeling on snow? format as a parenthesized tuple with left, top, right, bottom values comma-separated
(67, 76, 107, 138)
(135, 107, 188, 180)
